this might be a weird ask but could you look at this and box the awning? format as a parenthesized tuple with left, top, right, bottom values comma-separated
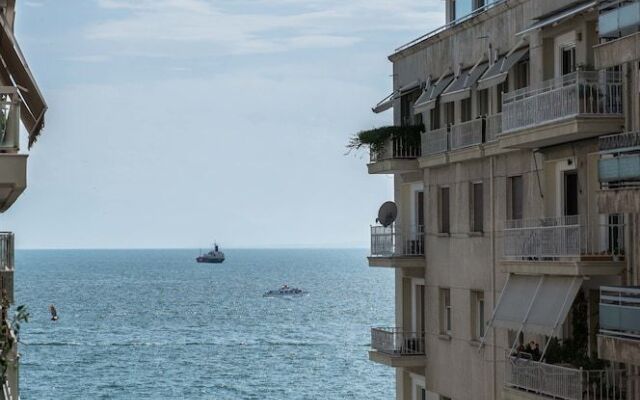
(0, 15, 47, 147)
(488, 274, 583, 337)
(399, 80, 420, 94)
(440, 62, 488, 103)
(420, 74, 454, 111)
(477, 48, 529, 90)
(372, 91, 396, 114)
(517, 1, 598, 36)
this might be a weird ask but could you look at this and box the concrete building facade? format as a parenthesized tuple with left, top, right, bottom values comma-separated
(364, 1, 640, 399)
(0, 1, 47, 399)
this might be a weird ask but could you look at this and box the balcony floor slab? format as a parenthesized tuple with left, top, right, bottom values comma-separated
(499, 116, 624, 149)
(500, 259, 625, 276)
(597, 189, 640, 214)
(502, 387, 548, 400)
(0, 154, 27, 212)
(595, 31, 640, 69)
(368, 350, 426, 368)
(368, 256, 425, 269)
(367, 159, 419, 175)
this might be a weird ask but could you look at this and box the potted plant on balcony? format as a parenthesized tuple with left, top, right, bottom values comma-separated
(346, 125, 424, 156)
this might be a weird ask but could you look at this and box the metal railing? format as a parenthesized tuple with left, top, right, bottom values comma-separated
(485, 113, 502, 142)
(599, 131, 640, 152)
(370, 135, 421, 162)
(450, 118, 484, 150)
(423, 127, 449, 156)
(503, 215, 625, 260)
(371, 327, 425, 355)
(599, 0, 640, 39)
(506, 356, 626, 400)
(371, 224, 424, 257)
(395, 0, 507, 53)
(600, 285, 640, 340)
(0, 233, 14, 304)
(0, 88, 20, 152)
(502, 71, 623, 134)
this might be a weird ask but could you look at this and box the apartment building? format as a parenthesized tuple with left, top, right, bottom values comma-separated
(363, 1, 640, 399)
(0, 1, 47, 399)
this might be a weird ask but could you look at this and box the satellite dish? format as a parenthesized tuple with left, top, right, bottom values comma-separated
(377, 201, 398, 227)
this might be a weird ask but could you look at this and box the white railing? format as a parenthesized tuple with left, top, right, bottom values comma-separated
(485, 113, 502, 143)
(600, 286, 640, 340)
(0, 88, 20, 152)
(506, 356, 626, 400)
(423, 127, 449, 156)
(450, 118, 484, 150)
(503, 215, 625, 260)
(502, 71, 623, 134)
(370, 135, 422, 162)
(371, 327, 425, 355)
(371, 225, 424, 257)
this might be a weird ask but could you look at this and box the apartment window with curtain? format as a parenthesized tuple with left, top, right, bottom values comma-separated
(444, 102, 455, 126)
(460, 98, 472, 122)
(476, 89, 489, 117)
(471, 182, 483, 233)
(430, 104, 441, 130)
(513, 60, 529, 90)
(440, 288, 452, 335)
(439, 187, 451, 234)
(496, 81, 508, 113)
(471, 291, 485, 340)
(508, 175, 523, 220)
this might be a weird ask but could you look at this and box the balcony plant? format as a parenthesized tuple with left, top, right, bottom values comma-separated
(346, 124, 424, 155)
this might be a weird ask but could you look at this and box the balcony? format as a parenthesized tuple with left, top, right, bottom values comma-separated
(501, 215, 626, 276)
(369, 327, 426, 368)
(597, 132, 640, 213)
(422, 127, 449, 156)
(500, 71, 623, 149)
(595, 0, 640, 69)
(598, 286, 640, 365)
(0, 88, 26, 213)
(450, 118, 484, 150)
(368, 134, 421, 175)
(504, 356, 626, 400)
(368, 225, 425, 268)
(0, 233, 14, 304)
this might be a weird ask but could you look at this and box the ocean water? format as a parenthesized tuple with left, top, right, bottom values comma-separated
(15, 249, 395, 399)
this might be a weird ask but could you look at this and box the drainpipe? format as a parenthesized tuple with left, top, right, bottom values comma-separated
(490, 155, 497, 400)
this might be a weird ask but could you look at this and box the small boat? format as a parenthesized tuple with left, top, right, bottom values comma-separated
(196, 243, 225, 264)
(263, 284, 306, 297)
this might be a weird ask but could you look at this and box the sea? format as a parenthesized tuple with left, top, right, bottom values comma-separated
(15, 249, 395, 399)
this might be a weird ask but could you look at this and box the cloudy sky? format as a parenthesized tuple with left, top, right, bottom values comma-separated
(5, 0, 443, 249)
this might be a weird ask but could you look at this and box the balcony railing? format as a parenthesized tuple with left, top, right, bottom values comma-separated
(370, 135, 421, 163)
(506, 356, 626, 400)
(0, 88, 20, 153)
(599, 132, 640, 188)
(370, 225, 424, 257)
(423, 127, 449, 156)
(501, 71, 623, 134)
(0, 233, 14, 304)
(485, 113, 502, 143)
(503, 215, 625, 261)
(600, 285, 640, 340)
(371, 327, 425, 356)
(450, 118, 484, 150)
(599, 0, 640, 39)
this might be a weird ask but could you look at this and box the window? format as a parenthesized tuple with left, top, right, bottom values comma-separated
(476, 89, 489, 117)
(561, 46, 576, 76)
(513, 60, 529, 90)
(471, 182, 483, 232)
(563, 171, 578, 217)
(460, 98, 472, 122)
(472, 291, 485, 340)
(508, 176, 523, 220)
(439, 187, 450, 234)
(444, 102, 455, 126)
(401, 89, 423, 127)
(421, 388, 427, 400)
(416, 191, 425, 227)
(430, 104, 441, 130)
(454, 0, 473, 19)
(496, 81, 508, 113)
(440, 288, 452, 335)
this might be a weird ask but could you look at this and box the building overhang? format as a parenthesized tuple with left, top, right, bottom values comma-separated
(597, 335, 640, 366)
(597, 188, 640, 214)
(367, 159, 419, 175)
(368, 350, 426, 368)
(367, 256, 425, 269)
(0, 153, 26, 212)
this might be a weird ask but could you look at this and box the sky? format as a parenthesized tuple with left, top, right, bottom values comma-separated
(3, 0, 444, 249)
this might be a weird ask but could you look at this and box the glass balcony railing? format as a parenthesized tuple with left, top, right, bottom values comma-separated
(600, 286, 640, 340)
(599, 132, 640, 188)
(599, 0, 640, 39)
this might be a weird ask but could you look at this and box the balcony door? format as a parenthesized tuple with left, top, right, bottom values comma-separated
(412, 282, 426, 336)
(563, 171, 578, 217)
(554, 31, 576, 78)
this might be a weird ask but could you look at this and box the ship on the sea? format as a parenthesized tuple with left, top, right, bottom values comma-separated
(196, 243, 225, 264)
